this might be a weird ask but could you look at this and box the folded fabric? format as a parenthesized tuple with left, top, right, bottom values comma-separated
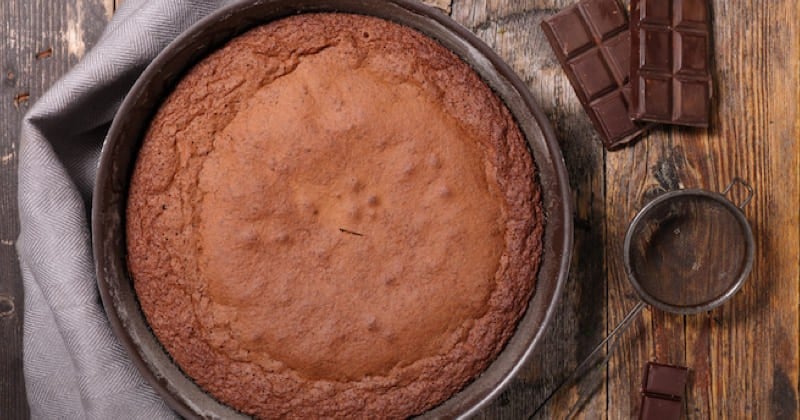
(17, 1, 235, 418)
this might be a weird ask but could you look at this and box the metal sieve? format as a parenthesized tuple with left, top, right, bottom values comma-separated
(536, 178, 755, 416)
(624, 177, 755, 315)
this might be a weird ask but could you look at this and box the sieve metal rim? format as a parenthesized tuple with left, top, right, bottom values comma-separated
(623, 186, 755, 315)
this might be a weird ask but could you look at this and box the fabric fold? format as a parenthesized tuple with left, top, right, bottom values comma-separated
(18, 1, 231, 418)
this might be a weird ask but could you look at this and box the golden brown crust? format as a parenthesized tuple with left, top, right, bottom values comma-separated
(127, 13, 543, 419)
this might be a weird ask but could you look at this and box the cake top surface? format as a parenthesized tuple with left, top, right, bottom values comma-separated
(127, 12, 541, 418)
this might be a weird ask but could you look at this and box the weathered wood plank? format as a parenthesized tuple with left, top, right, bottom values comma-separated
(423, 0, 452, 13)
(451, 1, 609, 418)
(704, 0, 799, 417)
(0, 0, 109, 418)
(456, 0, 799, 418)
(605, 1, 800, 419)
(1, 1, 797, 419)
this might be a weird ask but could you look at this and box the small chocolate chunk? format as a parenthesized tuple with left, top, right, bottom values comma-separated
(630, 0, 713, 126)
(639, 395, 683, 420)
(642, 362, 689, 399)
(541, 0, 653, 149)
(638, 362, 690, 420)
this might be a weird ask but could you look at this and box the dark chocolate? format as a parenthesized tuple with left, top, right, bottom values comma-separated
(630, 0, 713, 126)
(638, 362, 689, 419)
(541, 0, 653, 149)
(639, 395, 683, 420)
(642, 362, 689, 399)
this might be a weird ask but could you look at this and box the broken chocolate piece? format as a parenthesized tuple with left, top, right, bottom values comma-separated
(642, 361, 689, 399)
(638, 362, 689, 420)
(541, 0, 653, 149)
(639, 395, 683, 420)
(630, 0, 713, 126)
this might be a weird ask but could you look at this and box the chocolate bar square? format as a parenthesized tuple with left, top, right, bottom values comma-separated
(542, 0, 653, 149)
(642, 362, 689, 399)
(604, 31, 631, 76)
(548, 9, 594, 57)
(639, 395, 683, 420)
(638, 362, 690, 419)
(592, 91, 639, 140)
(641, 1, 671, 25)
(581, 0, 627, 38)
(641, 30, 672, 71)
(570, 49, 618, 99)
(677, 0, 708, 24)
(640, 76, 672, 116)
(677, 33, 709, 74)
(630, 0, 713, 127)
(675, 80, 709, 122)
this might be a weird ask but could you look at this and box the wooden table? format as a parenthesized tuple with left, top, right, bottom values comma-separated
(1, 0, 797, 418)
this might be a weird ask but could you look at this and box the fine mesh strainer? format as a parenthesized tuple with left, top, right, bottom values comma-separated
(624, 178, 755, 314)
(537, 178, 755, 416)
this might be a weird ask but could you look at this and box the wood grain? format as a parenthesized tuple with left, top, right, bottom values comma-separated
(0, 0, 797, 418)
(604, 0, 800, 418)
(453, 0, 799, 418)
(0, 0, 109, 418)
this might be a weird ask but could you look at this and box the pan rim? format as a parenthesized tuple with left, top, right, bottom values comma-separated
(92, 1, 573, 418)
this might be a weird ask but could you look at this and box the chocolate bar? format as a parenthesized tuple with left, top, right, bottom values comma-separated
(630, 0, 713, 126)
(541, 0, 652, 149)
(638, 362, 689, 420)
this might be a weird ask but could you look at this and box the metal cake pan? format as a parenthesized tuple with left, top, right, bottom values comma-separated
(92, 0, 573, 418)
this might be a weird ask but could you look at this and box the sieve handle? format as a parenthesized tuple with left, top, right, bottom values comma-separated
(722, 177, 754, 209)
(532, 301, 647, 417)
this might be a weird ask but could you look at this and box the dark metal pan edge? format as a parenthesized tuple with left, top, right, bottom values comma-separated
(92, 1, 573, 418)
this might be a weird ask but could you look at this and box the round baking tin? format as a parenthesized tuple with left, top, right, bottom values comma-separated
(92, 1, 573, 418)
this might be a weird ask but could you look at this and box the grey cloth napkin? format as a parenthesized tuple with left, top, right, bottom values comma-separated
(17, 1, 234, 418)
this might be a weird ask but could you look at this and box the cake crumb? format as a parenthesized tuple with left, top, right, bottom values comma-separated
(339, 227, 364, 237)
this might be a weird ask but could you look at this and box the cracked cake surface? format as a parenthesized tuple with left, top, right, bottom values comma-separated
(126, 13, 543, 419)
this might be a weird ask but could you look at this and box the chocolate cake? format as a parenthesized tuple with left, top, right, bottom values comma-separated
(126, 13, 543, 418)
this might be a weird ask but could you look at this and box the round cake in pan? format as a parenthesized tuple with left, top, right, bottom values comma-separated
(126, 13, 543, 418)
